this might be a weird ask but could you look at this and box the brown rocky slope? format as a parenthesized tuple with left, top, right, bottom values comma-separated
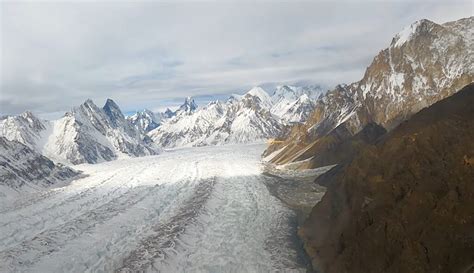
(266, 17, 473, 168)
(299, 83, 474, 273)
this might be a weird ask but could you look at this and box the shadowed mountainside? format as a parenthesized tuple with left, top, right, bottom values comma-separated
(299, 83, 474, 273)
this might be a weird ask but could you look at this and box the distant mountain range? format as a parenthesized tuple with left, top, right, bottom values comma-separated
(0, 99, 159, 165)
(0, 84, 322, 169)
(147, 85, 324, 147)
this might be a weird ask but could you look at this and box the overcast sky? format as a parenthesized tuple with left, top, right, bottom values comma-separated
(1, 0, 472, 118)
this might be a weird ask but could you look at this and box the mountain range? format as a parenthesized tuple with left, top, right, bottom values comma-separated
(0, 99, 159, 165)
(129, 85, 324, 148)
(265, 16, 473, 168)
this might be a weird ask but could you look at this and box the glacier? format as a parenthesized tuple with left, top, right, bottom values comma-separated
(0, 144, 307, 272)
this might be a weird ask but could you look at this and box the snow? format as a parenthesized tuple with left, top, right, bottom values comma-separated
(388, 72, 405, 95)
(245, 86, 272, 108)
(0, 144, 306, 272)
(0, 100, 159, 165)
(393, 20, 422, 47)
(148, 85, 323, 148)
(148, 87, 284, 148)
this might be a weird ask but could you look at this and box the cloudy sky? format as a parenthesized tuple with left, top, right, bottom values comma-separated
(1, 0, 472, 118)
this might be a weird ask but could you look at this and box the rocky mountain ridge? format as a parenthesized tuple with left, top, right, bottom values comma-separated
(0, 137, 80, 198)
(266, 16, 474, 167)
(0, 99, 160, 165)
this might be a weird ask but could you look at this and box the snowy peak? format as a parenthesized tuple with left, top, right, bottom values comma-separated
(127, 109, 161, 132)
(0, 111, 46, 148)
(163, 108, 176, 119)
(271, 85, 298, 102)
(270, 85, 324, 123)
(392, 19, 436, 47)
(176, 96, 198, 115)
(103, 98, 126, 127)
(272, 85, 325, 102)
(73, 99, 111, 135)
(19, 111, 45, 131)
(244, 87, 272, 105)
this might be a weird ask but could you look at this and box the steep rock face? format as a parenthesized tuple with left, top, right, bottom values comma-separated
(149, 88, 284, 148)
(103, 99, 127, 128)
(299, 83, 474, 273)
(0, 137, 79, 194)
(266, 16, 473, 166)
(273, 122, 386, 170)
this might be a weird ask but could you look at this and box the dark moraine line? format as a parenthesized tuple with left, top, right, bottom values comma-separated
(116, 177, 217, 272)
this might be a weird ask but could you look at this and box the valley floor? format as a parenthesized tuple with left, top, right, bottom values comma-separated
(0, 144, 307, 272)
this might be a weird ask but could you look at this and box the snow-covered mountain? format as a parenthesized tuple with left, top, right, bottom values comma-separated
(147, 85, 326, 148)
(126, 97, 199, 133)
(265, 16, 474, 166)
(0, 136, 80, 198)
(127, 109, 162, 132)
(0, 99, 160, 165)
(148, 88, 286, 148)
(0, 111, 46, 149)
(270, 85, 324, 123)
(175, 96, 198, 116)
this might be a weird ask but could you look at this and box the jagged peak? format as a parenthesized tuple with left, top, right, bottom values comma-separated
(135, 109, 155, 118)
(207, 100, 221, 106)
(18, 111, 44, 130)
(177, 96, 198, 114)
(392, 18, 437, 47)
(79, 99, 102, 113)
(103, 98, 122, 113)
(103, 99, 125, 125)
(163, 108, 175, 118)
(227, 94, 243, 103)
(104, 98, 119, 108)
(83, 98, 96, 106)
(20, 111, 36, 119)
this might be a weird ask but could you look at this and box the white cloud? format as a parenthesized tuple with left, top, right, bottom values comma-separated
(0, 0, 471, 117)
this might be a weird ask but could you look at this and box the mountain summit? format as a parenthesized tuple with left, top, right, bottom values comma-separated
(176, 97, 198, 116)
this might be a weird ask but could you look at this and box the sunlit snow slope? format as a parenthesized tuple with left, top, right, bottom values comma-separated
(0, 144, 306, 272)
